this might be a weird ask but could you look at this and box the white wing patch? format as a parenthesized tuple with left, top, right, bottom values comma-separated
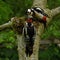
(36, 8, 42, 11)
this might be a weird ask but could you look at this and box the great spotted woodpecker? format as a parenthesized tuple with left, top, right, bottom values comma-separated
(26, 7, 49, 28)
(23, 15, 36, 56)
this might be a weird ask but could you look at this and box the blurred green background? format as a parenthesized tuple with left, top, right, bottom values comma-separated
(0, 0, 60, 60)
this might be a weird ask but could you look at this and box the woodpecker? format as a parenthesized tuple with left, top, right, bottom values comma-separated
(26, 7, 49, 28)
(23, 15, 36, 57)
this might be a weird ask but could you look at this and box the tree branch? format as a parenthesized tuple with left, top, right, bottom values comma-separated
(32, 0, 47, 8)
(40, 39, 60, 44)
(0, 21, 12, 30)
(51, 7, 60, 17)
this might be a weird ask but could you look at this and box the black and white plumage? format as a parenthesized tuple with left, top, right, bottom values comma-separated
(31, 7, 44, 15)
(23, 22, 36, 56)
(31, 7, 49, 17)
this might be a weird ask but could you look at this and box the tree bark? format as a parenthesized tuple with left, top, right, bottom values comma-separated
(17, 35, 26, 60)
(32, 0, 47, 8)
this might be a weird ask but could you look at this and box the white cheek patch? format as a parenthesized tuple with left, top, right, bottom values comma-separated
(28, 9, 31, 13)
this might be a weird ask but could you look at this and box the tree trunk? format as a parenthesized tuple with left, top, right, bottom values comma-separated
(17, 35, 26, 60)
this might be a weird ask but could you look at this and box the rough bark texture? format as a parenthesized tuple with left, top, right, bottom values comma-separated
(0, 0, 60, 60)
(32, 0, 47, 8)
(17, 35, 26, 60)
